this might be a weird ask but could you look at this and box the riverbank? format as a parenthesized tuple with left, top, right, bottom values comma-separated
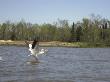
(0, 40, 79, 47)
(0, 40, 110, 48)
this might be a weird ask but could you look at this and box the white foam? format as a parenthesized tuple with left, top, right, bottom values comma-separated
(0, 57, 3, 60)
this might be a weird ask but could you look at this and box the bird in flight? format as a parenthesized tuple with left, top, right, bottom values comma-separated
(25, 39, 48, 61)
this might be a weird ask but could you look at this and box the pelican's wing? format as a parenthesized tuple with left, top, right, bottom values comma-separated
(37, 49, 48, 56)
(32, 39, 39, 50)
(32, 40, 37, 49)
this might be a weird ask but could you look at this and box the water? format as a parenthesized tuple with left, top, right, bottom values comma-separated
(0, 46, 110, 82)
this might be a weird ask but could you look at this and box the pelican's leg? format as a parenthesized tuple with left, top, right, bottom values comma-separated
(32, 55, 39, 62)
(36, 54, 38, 57)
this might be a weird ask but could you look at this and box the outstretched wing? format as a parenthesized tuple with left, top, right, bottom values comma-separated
(34, 48, 48, 57)
(32, 39, 39, 49)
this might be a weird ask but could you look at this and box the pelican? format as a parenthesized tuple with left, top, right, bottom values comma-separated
(25, 39, 48, 61)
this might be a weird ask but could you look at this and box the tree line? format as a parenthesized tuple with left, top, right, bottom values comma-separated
(0, 15, 110, 45)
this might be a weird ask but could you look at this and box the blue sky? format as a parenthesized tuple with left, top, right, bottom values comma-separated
(0, 0, 110, 24)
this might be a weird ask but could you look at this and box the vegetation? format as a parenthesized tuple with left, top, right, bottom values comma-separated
(0, 14, 110, 47)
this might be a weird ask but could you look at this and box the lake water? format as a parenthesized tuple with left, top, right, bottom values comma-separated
(0, 46, 110, 82)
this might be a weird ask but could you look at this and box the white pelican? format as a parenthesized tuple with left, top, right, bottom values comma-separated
(25, 39, 48, 61)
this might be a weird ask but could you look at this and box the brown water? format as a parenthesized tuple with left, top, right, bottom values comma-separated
(0, 46, 110, 82)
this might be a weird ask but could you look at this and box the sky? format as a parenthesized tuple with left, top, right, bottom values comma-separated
(0, 0, 110, 24)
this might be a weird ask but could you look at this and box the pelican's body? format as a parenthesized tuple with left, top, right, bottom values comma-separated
(28, 43, 39, 57)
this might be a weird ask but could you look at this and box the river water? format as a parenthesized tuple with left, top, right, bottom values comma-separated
(0, 46, 110, 82)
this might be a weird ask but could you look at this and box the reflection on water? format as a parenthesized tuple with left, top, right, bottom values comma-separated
(0, 46, 110, 82)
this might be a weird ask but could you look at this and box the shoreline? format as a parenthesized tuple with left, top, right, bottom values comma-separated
(0, 40, 110, 48)
(0, 40, 79, 48)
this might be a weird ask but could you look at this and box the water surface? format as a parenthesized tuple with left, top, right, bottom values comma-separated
(0, 46, 110, 82)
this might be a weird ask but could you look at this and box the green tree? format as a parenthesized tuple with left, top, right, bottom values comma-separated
(10, 24, 16, 40)
(70, 22, 75, 42)
(0, 23, 7, 39)
(76, 25, 83, 41)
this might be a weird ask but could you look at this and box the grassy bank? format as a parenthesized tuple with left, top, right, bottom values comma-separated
(0, 40, 110, 48)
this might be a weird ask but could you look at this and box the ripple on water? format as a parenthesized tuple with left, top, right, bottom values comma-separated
(0, 46, 110, 82)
